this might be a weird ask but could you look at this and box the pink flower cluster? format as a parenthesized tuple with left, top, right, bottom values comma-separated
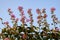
(51, 7, 56, 13)
(10, 14, 15, 20)
(27, 9, 33, 25)
(8, 8, 16, 20)
(3, 21, 9, 25)
(0, 6, 59, 29)
(18, 6, 26, 24)
(18, 6, 23, 12)
(36, 8, 41, 14)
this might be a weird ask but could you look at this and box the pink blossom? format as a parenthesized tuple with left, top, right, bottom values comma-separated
(27, 9, 32, 13)
(22, 16, 26, 19)
(8, 8, 13, 14)
(22, 34, 27, 39)
(55, 27, 59, 31)
(51, 7, 56, 12)
(26, 19, 30, 22)
(15, 18, 19, 22)
(4, 21, 9, 25)
(20, 19, 25, 23)
(20, 17, 25, 21)
(4, 38, 10, 40)
(36, 8, 41, 14)
(30, 17, 32, 21)
(20, 16, 26, 23)
(29, 17, 33, 22)
(10, 14, 15, 20)
(20, 10, 24, 16)
(18, 6, 23, 12)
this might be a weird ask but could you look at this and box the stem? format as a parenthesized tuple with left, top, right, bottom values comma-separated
(39, 24, 41, 34)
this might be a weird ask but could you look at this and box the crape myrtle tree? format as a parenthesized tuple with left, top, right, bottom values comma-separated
(0, 6, 60, 40)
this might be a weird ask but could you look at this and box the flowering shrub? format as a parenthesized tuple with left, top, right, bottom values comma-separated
(0, 6, 60, 40)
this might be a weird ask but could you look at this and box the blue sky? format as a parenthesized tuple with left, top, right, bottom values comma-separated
(0, 0, 60, 32)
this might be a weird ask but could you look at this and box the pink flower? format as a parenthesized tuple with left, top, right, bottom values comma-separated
(29, 17, 33, 22)
(15, 18, 19, 22)
(20, 19, 25, 23)
(55, 27, 59, 31)
(4, 38, 10, 40)
(36, 8, 41, 14)
(8, 8, 13, 14)
(20, 16, 26, 23)
(22, 34, 27, 39)
(27, 9, 32, 13)
(22, 16, 26, 19)
(18, 6, 23, 12)
(4, 21, 9, 25)
(10, 14, 15, 20)
(20, 10, 24, 16)
(26, 19, 30, 22)
(11, 14, 15, 17)
(51, 7, 56, 12)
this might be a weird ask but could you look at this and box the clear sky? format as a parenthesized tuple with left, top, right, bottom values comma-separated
(0, 0, 60, 32)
